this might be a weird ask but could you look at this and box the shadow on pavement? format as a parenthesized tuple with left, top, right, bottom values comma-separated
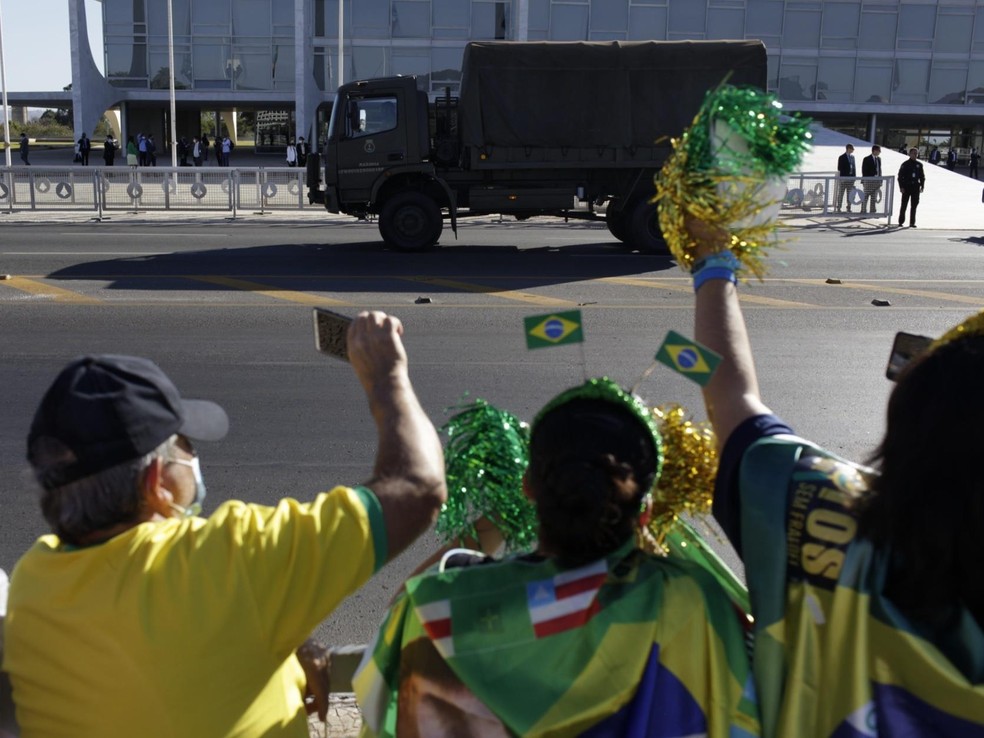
(46, 228, 678, 296)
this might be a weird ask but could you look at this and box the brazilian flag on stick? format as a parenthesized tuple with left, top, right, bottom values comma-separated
(655, 330, 722, 386)
(524, 310, 584, 349)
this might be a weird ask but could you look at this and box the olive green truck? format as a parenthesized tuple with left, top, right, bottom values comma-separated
(310, 40, 766, 252)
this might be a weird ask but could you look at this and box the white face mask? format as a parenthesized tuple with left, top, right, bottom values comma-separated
(165, 455, 206, 517)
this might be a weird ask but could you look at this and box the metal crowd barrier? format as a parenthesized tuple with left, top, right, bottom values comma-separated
(0, 166, 317, 216)
(0, 166, 896, 226)
(780, 172, 895, 225)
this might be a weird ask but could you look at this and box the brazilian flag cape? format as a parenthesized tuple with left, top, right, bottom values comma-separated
(355, 541, 760, 737)
(739, 435, 984, 737)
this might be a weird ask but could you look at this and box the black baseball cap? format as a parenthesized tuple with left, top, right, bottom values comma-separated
(28, 355, 228, 487)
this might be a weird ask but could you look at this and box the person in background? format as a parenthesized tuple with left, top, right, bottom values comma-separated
(297, 136, 309, 167)
(137, 133, 148, 166)
(969, 148, 979, 179)
(102, 134, 116, 166)
(3, 311, 446, 738)
(834, 144, 856, 212)
(220, 135, 232, 167)
(192, 136, 203, 167)
(126, 135, 138, 167)
(18, 133, 29, 165)
(860, 144, 882, 214)
(76, 132, 91, 166)
(286, 139, 298, 167)
(897, 147, 925, 228)
(687, 218, 984, 736)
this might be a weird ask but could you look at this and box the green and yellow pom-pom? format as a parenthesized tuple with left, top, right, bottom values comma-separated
(656, 84, 813, 277)
(437, 398, 538, 553)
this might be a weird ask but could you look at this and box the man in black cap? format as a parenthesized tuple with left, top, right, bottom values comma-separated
(3, 311, 446, 738)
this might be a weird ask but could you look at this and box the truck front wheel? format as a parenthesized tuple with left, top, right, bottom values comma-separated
(379, 192, 443, 252)
(628, 199, 670, 255)
(605, 200, 629, 242)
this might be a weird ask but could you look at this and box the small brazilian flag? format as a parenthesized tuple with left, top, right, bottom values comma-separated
(655, 330, 721, 386)
(524, 310, 584, 349)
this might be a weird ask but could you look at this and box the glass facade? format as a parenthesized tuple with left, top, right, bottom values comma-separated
(103, 0, 294, 90)
(98, 0, 984, 149)
(101, 0, 984, 108)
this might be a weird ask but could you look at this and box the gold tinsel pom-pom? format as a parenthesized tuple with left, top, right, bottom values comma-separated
(643, 405, 718, 551)
(928, 309, 984, 354)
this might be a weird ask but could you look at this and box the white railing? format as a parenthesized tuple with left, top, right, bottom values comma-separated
(780, 172, 895, 225)
(0, 166, 321, 216)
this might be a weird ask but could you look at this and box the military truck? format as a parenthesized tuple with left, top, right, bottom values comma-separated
(310, 40, 766, 252)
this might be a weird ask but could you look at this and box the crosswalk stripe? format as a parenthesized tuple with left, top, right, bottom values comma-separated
(188, 276, 350, 306)
(600, 276, 817, 307)
(0, 277, 102, 304)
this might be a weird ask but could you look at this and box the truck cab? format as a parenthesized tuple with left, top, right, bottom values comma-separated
(322, 76, 433, 217)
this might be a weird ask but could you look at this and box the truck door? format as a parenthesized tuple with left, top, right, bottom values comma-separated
(333, 93, 407, 202)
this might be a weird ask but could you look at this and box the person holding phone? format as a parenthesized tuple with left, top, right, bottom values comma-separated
(688, 218, 984, 736)
(3, 311, 446, 738)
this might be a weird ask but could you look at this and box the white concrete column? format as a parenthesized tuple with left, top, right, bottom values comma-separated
(295, 0, 321, 150)
(69, 0, 121, 138)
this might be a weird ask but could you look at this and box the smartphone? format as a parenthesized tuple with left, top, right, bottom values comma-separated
(312, 307, 353, 361)
(885, 331, 932, 381)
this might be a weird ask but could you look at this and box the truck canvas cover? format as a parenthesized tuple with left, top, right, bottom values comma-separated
(459, 40, 767, 150)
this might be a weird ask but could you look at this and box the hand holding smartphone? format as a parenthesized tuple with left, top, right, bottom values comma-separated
(313, 307, 353, 361)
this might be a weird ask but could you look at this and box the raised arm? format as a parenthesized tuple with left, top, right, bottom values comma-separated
(347, 311, 447, 562)
(688, 220, 773, 451)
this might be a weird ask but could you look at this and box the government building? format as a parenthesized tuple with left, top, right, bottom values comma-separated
(61, 0, 984, 156)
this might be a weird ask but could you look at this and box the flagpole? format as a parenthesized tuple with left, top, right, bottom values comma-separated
(0, 0, 11, 168)
(337, 0, 344, 87)
(167, 0, 178, 167)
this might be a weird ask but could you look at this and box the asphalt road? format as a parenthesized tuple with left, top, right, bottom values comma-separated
(1, 215, 982, 646)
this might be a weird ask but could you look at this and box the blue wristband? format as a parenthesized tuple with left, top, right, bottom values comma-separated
(692, 251, 740, 273)
(693, 266, 738, 292)
(692, 251, 739, 292)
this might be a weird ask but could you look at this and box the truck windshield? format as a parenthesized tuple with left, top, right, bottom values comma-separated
(346, 96, 398, 138)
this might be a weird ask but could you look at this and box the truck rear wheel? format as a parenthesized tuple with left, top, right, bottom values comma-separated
(628, 199, 670, 255)
(379, 192, 443, 252)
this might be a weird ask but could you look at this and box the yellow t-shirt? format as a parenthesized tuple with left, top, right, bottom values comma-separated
(3, 485, 386, 738)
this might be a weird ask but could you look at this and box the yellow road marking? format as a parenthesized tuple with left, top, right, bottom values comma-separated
(0, 277, 102, 304)
(398, 276, 576, 307)
(783, 279, 984, 306)
(600, 276, 817, 307)
(189, 277, 350, 306)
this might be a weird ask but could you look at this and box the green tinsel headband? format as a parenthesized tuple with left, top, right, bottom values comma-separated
(532, 377, 664, 490)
